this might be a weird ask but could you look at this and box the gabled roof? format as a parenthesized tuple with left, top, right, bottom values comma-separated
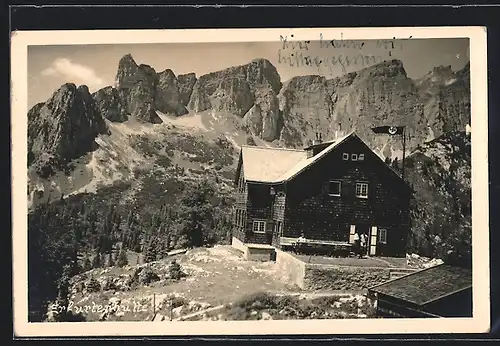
(368, 264, 472, 306)
(240, 145, 307, 183)
(238, 131, 411, 191)
(275, 132, 354, 182)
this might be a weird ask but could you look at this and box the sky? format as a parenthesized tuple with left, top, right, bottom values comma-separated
(27, 38, 470, 108)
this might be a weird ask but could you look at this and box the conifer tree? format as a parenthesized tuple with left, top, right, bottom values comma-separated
(107, 252, 114, 267)
(117, 248, 128, 268)
(91, 251, 102, 269)
(83, 257, 92, 272)
(143, 237, 158, 263)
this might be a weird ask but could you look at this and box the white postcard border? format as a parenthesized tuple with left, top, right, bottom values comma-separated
(11, 26, 490, 336)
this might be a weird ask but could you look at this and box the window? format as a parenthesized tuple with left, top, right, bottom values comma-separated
(355, 182, 369, 198)
(276, 221, 283, 237)
(238, 176, 245, 192)
(358, 154, 365, 161)
(240, 210, 246, 227)
(328, 180, 341, 196)
(342, 153, 349, 160)
(235, 209, 245, 227)
(252, 220, 266, 233)
(351, 154, 358, 161)
(379, 228, 387, 244)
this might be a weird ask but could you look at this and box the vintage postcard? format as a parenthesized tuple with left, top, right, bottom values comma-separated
(11, 26, 489, 337)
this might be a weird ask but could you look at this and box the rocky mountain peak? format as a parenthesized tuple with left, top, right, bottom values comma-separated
(155, 68, 189, 117)
(432, 64, 453, 76)
(28, 83, 108, 177)
(177, 73, 197, 106)
(118, 53, 138, 68)
(362, 59, 407, 78)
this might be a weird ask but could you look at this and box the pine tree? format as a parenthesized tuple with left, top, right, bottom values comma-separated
(392, 157, 400, 172)
(54, 264, 72, 321)
(107, 252, 115, 267)
(91, 251, 102, 269)
(113, 246, 120, 262)
(83, 257, 92, 272)
(143, 237, 158, 263)
(117, 248, 128, 267)
(168, 260, 184, 280)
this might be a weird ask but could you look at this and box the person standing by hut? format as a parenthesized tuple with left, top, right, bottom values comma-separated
(353, 230, 360, 257)
(360, 232, 368, 258)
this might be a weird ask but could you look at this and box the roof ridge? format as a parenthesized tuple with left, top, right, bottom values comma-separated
(274, 131, 355, 182)
(241, 145, 306, 152)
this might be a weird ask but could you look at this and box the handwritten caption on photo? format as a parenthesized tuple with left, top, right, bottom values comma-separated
(277, 33, 412, 73)
(50, 299, 151, 315)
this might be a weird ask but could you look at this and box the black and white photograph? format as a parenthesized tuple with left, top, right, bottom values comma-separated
(11, 27, 489, 336)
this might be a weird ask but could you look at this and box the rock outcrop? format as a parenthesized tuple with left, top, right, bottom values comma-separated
(278, 75, 336, 147)
(177, 73, 197, 106)
(405, 130, 471, 267)
(28, 83, 109, 177)
(274, 59, 470, 158)
(92, 86, 128, 122)
(115, 54, 163, 124)
(154, 69, 189, 116)
(416, 62, 471, 140)
(187, 58, 282, 118)
(29, 55, 471, 178)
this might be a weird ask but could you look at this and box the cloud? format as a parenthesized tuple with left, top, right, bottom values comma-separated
(41, 58, 104, 91)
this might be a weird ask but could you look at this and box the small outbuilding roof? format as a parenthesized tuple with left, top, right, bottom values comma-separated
(368, 264, 472, 306)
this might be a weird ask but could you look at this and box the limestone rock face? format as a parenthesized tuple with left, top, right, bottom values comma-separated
(405, 130, 471, 266)
(155, 69, 189, 116)
(329, 59, 427, 156)
(416, 62, 471, 139)
(187, 58, 282, 118)
(274, 59, 470, 159)
(177, 72, 197, 106)
(278, 75, 336, 148)
(27, 83, 108, 176)
(92, 86, 128, 122)
(115, 54, 163, 124)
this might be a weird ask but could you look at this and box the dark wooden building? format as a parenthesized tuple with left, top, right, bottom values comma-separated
(232, 132, 412, 257)
(368, 264, 473, 318)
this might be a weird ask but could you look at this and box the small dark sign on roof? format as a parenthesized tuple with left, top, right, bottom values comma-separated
(369, 264, 472, 306)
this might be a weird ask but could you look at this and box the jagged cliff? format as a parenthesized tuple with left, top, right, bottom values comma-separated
(28, 83, 108, 178)
(405, 130, 471, 266)
(275, 59, 470, 157)
(27, 55, 470, 183)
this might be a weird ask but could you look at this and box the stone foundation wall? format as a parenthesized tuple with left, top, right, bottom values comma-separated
(246, 247, 275, 261)
(275, 249, 307, 289)
(303, 265, 391, 291)
(232, 237, 276, 261)
(231, 236, 247, 254)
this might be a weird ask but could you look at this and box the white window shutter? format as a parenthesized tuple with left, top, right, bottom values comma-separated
(370, 226, 378, 255)
(349, 225, 356, 243)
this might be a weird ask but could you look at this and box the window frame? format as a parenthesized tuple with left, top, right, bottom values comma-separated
(379, 228, 387, 244)
(328, 180, 342, 197)
(351, 153, 358, 161)
(252, 220, 267, 234)
(342, 153, 349, 160)
(355, 182, 369, 199)
(238, 176, 245, 193)
(358, 153, 365, 161)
